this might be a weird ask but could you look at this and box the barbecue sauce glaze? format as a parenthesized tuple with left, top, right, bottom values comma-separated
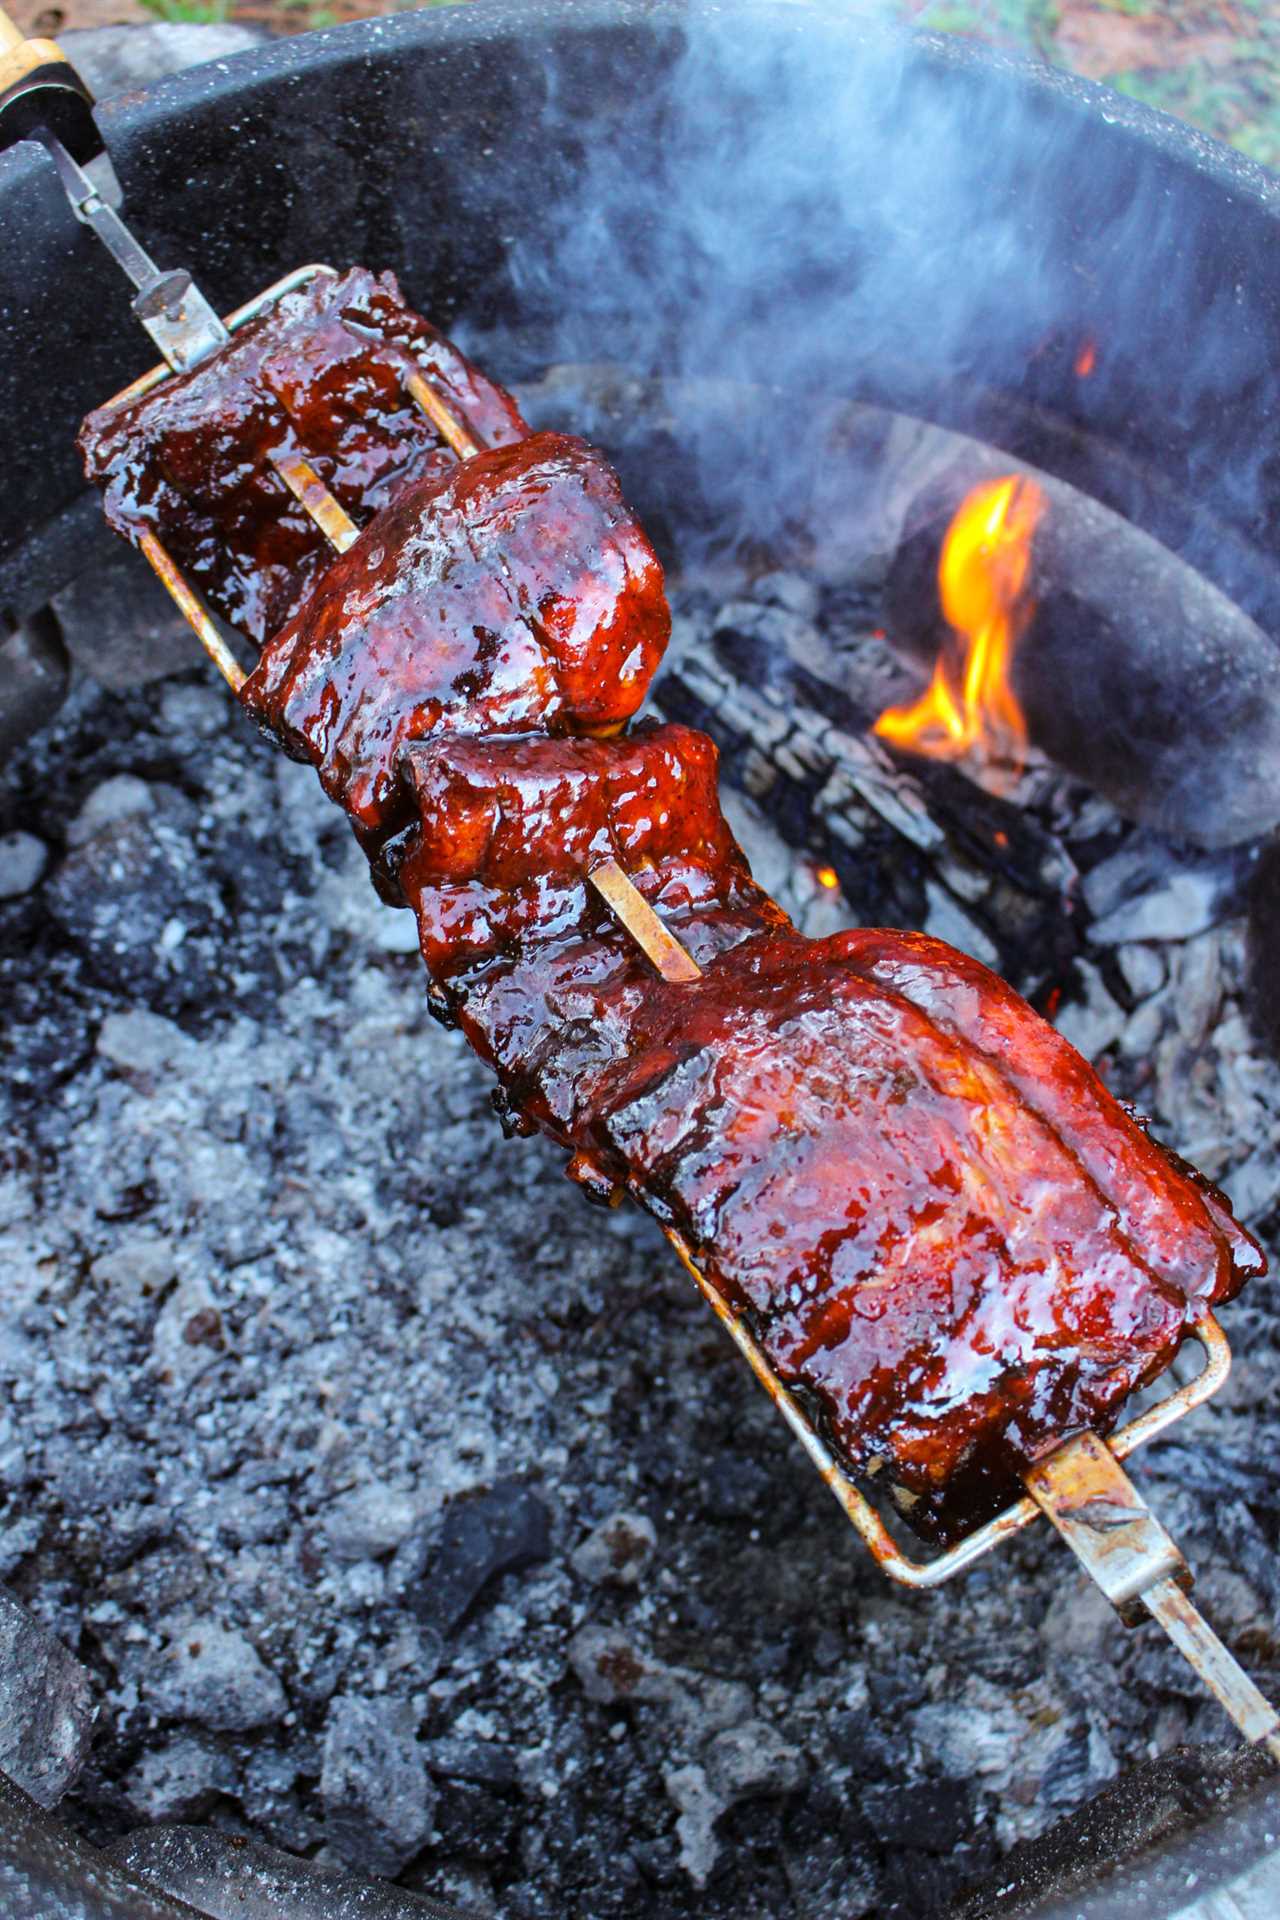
(78, 268, 528, 644)
(81, 305, 1264, 1547)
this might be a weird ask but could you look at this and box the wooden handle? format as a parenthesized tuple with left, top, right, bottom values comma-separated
(0, 7, 72, 93)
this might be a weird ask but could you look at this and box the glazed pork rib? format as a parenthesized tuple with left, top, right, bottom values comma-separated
(80, 292, 1263, 1548)
(78, 267, 528, 643)
(242, 433, 672, 843)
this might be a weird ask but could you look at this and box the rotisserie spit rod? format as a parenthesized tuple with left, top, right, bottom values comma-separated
(57, 161, 1276, 1751)
(0, 7, 228, 372)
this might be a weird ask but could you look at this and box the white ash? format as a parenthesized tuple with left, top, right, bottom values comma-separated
(0, 630, 1276, 1920)
(0, 829, 47, 900)
(569, 1512, 658, 1590)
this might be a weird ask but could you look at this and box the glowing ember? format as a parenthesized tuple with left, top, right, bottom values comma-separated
(815, 864, 839, 891)
(873, 474, 1045, 786)
(1075, 340, 1097, 378)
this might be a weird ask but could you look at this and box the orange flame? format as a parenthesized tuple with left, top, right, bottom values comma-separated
(873, 474, 1045, 786)
(1075, 339, 1097, 378)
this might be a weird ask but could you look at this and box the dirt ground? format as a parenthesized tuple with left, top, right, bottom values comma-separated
(7, 0, 1280, 171)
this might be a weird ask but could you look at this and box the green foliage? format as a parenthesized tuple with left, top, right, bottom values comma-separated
(139, 0, 229, 18)
(891, 0, 1279, 172)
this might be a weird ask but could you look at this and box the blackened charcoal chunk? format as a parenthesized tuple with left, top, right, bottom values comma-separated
(0, 611, 69, 762)
(431, 1778, 520, 1865)
(1, 969, 95, 1098)
(862, 1779, 974, 1853)
(321, 1695, 435, 1877)
(829, 1708, 906, 1778)
(422, 1738, 518, 1791)
(884, 1847, 964, 1917)
(414, 1482, 552, 1634)
(1246, 837, 1280, 1059)
(207, 827, 290, 920)
(52, 535, 195, 692)
(700, 1448, 779, 1522)
(0, 1584, 96, 1807)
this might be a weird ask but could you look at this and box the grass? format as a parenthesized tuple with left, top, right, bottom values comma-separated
(139, 0, 230, 20)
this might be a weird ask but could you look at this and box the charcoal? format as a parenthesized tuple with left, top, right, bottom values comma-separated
(118, 1735, 236, 1824)
(1054, 959, 1127, 1059)
(65, 773, 154, 848)
(883, 457, 1280, 851)
(1215, 1503, 1280, 1614)
(0, 612, 69, 765)
(431, 1779, 520, 1864)
(0, 1515, 42, 1579)
(663, 1764, 723, 1889)
(0, 1585, 96, 1808)
(568, 1626, 678, 1708)
(321, 1697, 435, 1878)
(51, 536, 201, 693)
(45, 786, 224, 1007)
(322, 1482, 423, 1563)
(413, 1484, 552, 1634)
(704, 1722, 807, 1800)
(143, 1617, 287, 1732)
(422, 1739, 518, 1791)
(1225, 1152, 1279, 1228)
(862, 1779, 973, 1852)
(1115, 941, 1167, 1001)
(3, 555, 1278, 1918)
(1245, 836, 1280, 1057)
(1082, 841, 1242, 944)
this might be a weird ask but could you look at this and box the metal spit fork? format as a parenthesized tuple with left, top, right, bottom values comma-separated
(5, 6, 1278, 1773)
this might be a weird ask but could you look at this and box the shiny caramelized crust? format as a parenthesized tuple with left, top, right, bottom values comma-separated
(840, 931, 1264, 1307)
(557, 933, 1260, 1538)
(240, 435, 672, 837)
(78, 268, 527, 642)
(397, 722, 771, 978)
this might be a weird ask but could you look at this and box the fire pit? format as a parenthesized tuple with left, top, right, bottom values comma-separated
(2, 5, 1279, 1917)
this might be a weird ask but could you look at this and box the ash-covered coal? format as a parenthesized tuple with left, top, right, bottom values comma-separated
(1, 556, 1278, 1920)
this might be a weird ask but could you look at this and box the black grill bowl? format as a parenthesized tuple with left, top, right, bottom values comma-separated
(2, 6, 1279, 1917)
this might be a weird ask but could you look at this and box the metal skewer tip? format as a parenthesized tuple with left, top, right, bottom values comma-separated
(1026, 1430, 1280, 1763)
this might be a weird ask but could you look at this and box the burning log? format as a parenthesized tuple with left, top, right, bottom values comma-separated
(880, 456, 1280, 851)
(654, 598, 1081, 999)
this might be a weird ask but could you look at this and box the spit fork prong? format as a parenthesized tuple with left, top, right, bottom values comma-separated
(403, 367, 480, 459)
(137, 530, 245, 694)
(1025, 1431, 1280, 1763)
(269, 451, 359, 554)
(589, 859, 702, 983)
